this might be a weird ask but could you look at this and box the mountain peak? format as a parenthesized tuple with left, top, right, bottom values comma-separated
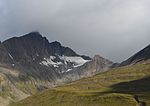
(50, 41, 62, 47)
(0, 32, 85, 65)
(120, 44, 150, 66)
(93, 54, 113, 64)
(20, 31, 43, 39)
(93, 55, 103, 59)
(28, 31, 41, 35)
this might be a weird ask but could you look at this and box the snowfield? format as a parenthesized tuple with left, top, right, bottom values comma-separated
(40, 55, 89, 69)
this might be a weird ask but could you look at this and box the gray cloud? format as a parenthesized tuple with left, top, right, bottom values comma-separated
(0, 0, 150, 62)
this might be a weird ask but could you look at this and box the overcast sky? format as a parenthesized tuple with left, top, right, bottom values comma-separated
(0, 0, 150, 62)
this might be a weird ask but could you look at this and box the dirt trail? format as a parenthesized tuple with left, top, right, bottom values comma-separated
(134, 95, 146, 106)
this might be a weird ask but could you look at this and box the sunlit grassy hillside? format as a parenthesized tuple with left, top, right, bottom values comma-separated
(11, 63, 150, 106)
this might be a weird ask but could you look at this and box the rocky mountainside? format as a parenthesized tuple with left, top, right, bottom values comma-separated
(0, 32, 91, 79)
(61, 55, 113, 83)
(120, 45, 150, 66)
(0, 32, 113, 106)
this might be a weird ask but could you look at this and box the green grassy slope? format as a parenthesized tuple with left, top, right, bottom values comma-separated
(11, 63, 150, 106)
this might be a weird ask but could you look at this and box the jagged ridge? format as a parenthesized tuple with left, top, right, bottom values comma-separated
(0, 32, 112, 106)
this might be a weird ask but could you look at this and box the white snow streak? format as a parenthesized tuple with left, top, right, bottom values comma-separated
(8, 53, 13, 60)
(40, 55, 90, 71)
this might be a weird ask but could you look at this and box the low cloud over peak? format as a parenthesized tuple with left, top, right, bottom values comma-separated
(0, 0, 150, 62)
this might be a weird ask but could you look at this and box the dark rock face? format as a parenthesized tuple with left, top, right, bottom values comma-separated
(0, 43, 14, 64)
(2, 32, 49, 65)
(120, 45, 150, 66)
(0, 32, 114, 103)
(1, 32, 80, 66)
(0, 32, 113, 86)
(0, 32, 92, 81)
(81, 55, 91, 60)
(49, 41, 78, 56)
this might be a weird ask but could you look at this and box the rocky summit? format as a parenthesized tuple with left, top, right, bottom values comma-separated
(0, 32, 113, 106)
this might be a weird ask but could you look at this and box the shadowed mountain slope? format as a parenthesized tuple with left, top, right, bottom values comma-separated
(120, 45, 150, 66)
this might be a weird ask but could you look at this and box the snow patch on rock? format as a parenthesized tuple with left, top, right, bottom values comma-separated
(40, 56, 62, 67)
(40, 55, 90, 70)
(59, 56, 89, 67)
(8, 53, 13, 60)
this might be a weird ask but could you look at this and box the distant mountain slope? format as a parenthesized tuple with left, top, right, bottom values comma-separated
(61, 55, 113, 83)
(0, 32, 113, 106)
(11, 63, 150, 106)
(0, 32, 92, 79)
(1, 32, 87, 67)
(120, 45, 150, 66)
